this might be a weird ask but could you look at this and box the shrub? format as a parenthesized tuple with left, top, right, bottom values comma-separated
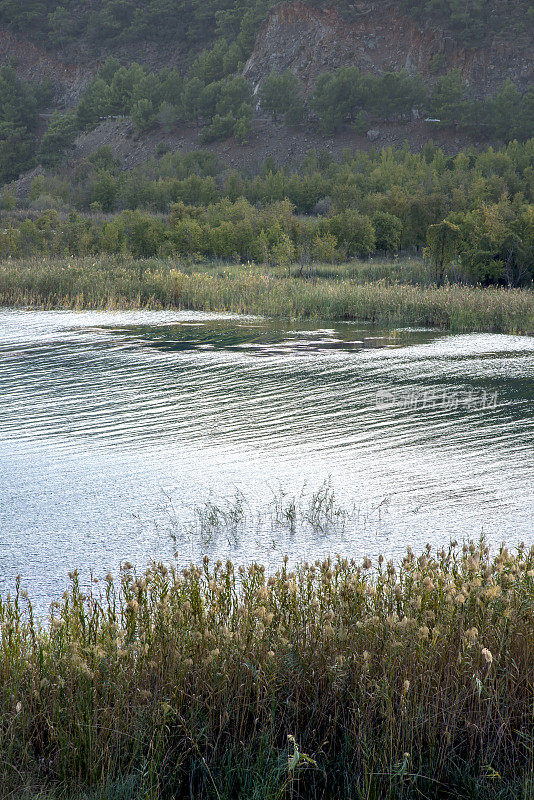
(329, 209, 375, 256)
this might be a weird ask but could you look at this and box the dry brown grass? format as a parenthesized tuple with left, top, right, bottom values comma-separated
(0, 256, 533, 333)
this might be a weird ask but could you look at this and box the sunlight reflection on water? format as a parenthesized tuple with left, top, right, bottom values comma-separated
(0, 308, 533, 610)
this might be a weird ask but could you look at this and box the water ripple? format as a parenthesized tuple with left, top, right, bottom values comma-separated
(0, 309, 533, 608)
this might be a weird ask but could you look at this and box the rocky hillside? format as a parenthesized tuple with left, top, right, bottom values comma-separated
(0, 0, 532, 193)
(0, 23, 192, 106)
(1, 0, 531, 105)
(0, 25, 90, 105)
(244, 1, 533, 96)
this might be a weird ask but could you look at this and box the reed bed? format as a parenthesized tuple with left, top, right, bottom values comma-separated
(0, 257, 533, 334)
(1, 540, 534, 799)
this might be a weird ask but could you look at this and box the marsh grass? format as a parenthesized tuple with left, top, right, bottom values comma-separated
(189, 483, 349, 543)
(1, 540, 534, 800)
(163, 485, 351, 555)
(0, 256, 533, 333)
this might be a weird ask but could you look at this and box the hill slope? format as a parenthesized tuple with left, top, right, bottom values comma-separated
(0, 0, 532, 192)
(245, 1, 533, 95)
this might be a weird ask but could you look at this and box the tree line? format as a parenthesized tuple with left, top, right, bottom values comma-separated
(16, 137, 534, 226)
(17, 56, 533, 185)
(0, 198, 531, 287)
(307, 67, 533, 139)
(0, 66, 53, 183)
(2, 139, 533, 285)
(0, 0, 270, 51)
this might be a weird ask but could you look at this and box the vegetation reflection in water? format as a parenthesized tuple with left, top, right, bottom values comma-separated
(109, 317, 433, 355)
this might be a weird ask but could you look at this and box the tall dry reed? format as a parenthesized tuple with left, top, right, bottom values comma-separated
(1, 540, 534, 799)
(0, 256, 532, 333)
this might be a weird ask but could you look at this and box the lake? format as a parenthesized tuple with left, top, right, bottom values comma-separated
(1, 308, 533, 608)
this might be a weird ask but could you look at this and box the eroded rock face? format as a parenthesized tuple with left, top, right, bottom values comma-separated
(0, 26, 92, 105)
(244, 1, 532, 96)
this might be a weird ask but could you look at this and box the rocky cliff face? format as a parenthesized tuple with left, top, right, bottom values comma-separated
(244, 1, 533, 96)
(0, 26, 92, 105)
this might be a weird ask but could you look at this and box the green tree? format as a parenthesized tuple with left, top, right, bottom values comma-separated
(0, 123, 35, 182)
(199, 114, 234, 144)
(374, 70, 426, 118)
(47, 6, 77, 47)
(76, 78, 112, 128)
(285, 99, 306, 128)
(0, 65, 39, 130)
(98, 56, 121, 84)
(372, 211, 403, 252)
(157, 102, 181, 132)
(90, 171, 119, 212)
(131, 98, 157, 132)
(108, 63, 146, 112)
(311, 66, 373, 134)
(329, 210, 375, 256)
(168, 216, 205, 255)
(88, 145, 119, 172)
(426, 219, 462, 284)
(190, 39, 231, 84)
(38, 111, 78, 166)
(120, 210, 166, 257)
(216, 76, 253, 117)
(208, 221, 238, 258)
(271, 231, 295, 275)
(259, 70, 303, 122)
(428, 69, 466, 123)
(233, 103, 253, 144)
(182, 77, 204, 123)
(312, 232, 338, 263)
(453, 200, 534, 285)
(489, 80, 523, 140)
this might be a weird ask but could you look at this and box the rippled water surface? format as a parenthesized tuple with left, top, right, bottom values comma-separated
(1, 308, 533, 605)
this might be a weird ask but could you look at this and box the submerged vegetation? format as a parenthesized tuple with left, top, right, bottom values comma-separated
(1, 539, 534, 799)
(0, 256, 532, 334)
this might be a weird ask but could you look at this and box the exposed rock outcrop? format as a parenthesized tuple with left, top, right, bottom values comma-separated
(0, 26, 92, 105)
(244, 1, 533, 96)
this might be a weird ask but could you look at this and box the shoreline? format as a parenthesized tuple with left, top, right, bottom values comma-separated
(0, 256, 533, 335)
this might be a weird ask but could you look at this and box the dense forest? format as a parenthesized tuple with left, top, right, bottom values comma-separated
(2, 139, 533, 286)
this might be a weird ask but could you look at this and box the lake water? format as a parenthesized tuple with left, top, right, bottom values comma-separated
(1, 308, 533, 608)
